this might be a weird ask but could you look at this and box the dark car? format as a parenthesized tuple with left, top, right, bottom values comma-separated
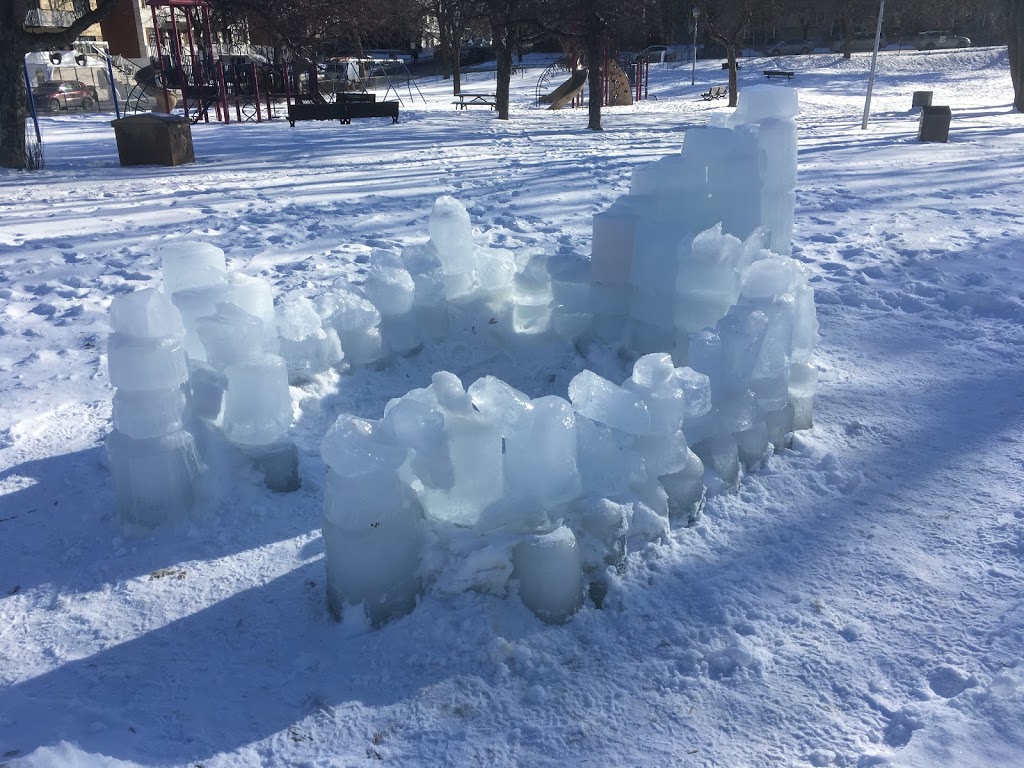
(32, 80, 99, 112)
(831, 32, 887, 53)
(765, 39, 813, 56)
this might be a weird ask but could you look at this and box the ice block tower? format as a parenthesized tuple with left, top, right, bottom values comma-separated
(321, 415, 423, 626)
(159, 240, 230, 363)
(731, 85, 799, 256)
(196, 301, 300, 492)
(428, 196, 476, 300)
(106, 289, 201, 526)
(586, 84, 800, 359)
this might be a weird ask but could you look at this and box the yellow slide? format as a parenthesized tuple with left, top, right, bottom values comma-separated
(541, 69, 589, 110)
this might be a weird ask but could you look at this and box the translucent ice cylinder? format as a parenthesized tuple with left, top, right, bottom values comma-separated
(195, 302, 265, 371)
(512, 253, 552, 335)
(227, 273, 277, 348)
(362, 259, 416, 317)
(159, 241, 227, 297)
(428, 196, 475, 271)
(422, 373, 503, 526)
(732, 83, 799, 124)
(323, 468, 423, 627)
(112, 386, 186, 440)
(106, 428, 201, 527)
(171, 283, 231, 362)
(693, 430, 741, 488)
(220, 354, 292, 446)
(623, 354, 686, 433)
(107, 334, 189, 391)
(324, 290, 385, 366)
(758, 118, 798, 189)
(321, 415, 407, 477)
(342, 327, 385, 367)
(513, 526, 584, 624)
(503, 396, 582, 508)
(108, 288, 185, 339)
(661, 447, 705, 527)
(761, 186, 796, 256)
(789, 362, 818, 431)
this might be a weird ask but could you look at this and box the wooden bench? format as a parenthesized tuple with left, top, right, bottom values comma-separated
(721, 62, 742, 70)
(287, 95, 399, 126)
(453, 92, 497, 110)
(763, 70, 795, 80)
(701, 85, 728, 101)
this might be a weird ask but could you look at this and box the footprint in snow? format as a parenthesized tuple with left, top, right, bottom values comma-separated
(927, 666, 977, 699)
(883, 709, 922, 749)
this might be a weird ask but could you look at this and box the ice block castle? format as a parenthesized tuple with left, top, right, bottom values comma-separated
(105, 84, 817, 629)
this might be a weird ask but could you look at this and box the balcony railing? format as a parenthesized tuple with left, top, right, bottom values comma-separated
(24, 8, 78, 30)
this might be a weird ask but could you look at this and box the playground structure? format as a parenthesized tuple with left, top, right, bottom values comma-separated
(131, 0, 423, 127)
(535, 52, 650, 110)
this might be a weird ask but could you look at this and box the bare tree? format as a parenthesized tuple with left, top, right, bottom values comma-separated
(698, 0, 778, 106)
(428, 0, 479, 94)
(479, 0, 536, 118)
(1, 0, 121, 169)
(535, 0, 642, 130)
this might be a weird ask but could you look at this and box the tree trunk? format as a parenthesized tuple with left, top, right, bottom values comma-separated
(0, 33, 29, 170)
(494, 39, 513, 119)
(582, 0, 603, 130)
(727, 47, 738, 107)
(1009, 0, 1024, 111)
(0, 0, 119, 169)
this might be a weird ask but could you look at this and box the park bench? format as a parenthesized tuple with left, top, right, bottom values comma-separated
(287, 94, 399, 126)
(453, 92, 497, 110)
(721, 62, 742, 70)
(763, 70, 795, 80)
(701, 85, 728, 101)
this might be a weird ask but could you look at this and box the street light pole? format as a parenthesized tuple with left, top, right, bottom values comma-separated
(691, 6, 699, 86)
(861, 0, 886, 129)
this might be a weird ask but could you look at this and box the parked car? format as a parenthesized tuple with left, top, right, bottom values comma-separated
(32, 80, 98, 112)
(831, 32, 887, 53)
(765, 39, 813, 56)
(913, 30, 971, 50)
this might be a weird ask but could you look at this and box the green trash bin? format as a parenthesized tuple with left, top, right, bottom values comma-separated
(918, 105, 951, 143)
(110, 113, 195, 167)
(911, 90, 932, 109)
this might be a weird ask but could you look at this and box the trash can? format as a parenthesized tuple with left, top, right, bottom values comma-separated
(911, 90, 932, 109)
(110, 113, 195, 167)
(918, 105, 951, 143)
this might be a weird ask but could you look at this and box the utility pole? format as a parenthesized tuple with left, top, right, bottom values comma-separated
(691, 6, 699, 86)
(861, 0, 886, 129)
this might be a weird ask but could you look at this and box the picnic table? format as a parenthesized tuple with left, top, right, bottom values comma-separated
(763, 70, 795, 81)
(454, 92, 497, 110)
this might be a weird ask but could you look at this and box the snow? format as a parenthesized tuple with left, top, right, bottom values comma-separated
(2, 47, 1024, 766)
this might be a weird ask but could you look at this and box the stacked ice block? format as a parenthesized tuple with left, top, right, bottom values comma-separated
(322, 354, 712, 626)
(106, 289, 200, 526)
(587, 84, 802, 362)
(321, 415, 423, 626)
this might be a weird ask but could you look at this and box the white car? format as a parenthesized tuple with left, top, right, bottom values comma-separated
(914, 31, 971, 50)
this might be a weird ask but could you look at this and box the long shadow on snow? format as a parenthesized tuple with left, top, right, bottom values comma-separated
(0, 559, 458, 764)
(0, 435, 322, 597)
(4, 356, 1022, 763)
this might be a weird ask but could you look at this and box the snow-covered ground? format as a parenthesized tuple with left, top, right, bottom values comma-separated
(2, 47, 1023, 767)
